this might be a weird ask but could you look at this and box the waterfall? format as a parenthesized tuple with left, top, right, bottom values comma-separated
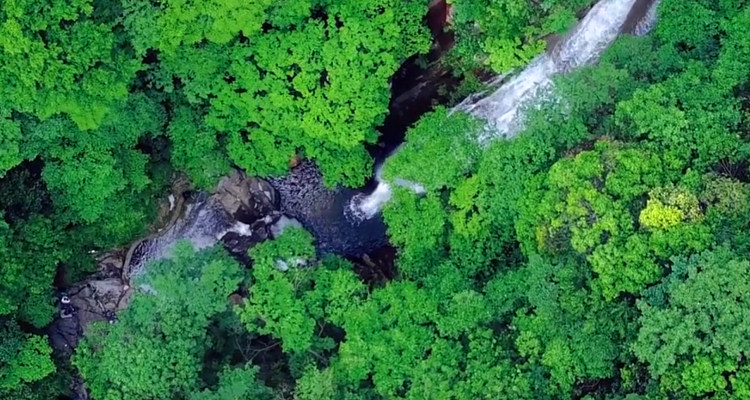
(633, 0, 661, 36)
(348, 182, 392, 220)
(460, 0, 638, 143)
(349, 0, 659, 221)
(347, 145, 429, 220)
(269, 161, 389, 255)
(126, 193, 254, 278)
(347, 163, 393, 220)
(456, 57, 556, 143)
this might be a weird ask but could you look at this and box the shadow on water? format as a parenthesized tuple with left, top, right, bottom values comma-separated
(270, 0, 661, 263)
(268, 162, 389, 257)
(271, 1, 460, 260)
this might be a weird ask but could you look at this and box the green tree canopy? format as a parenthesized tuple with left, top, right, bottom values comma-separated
(635, 249, 750, 397)
(75, 243, 246, 400)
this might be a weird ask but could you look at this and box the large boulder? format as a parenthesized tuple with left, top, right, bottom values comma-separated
(215, 171, 278, 223)
(48, 255, 132, 356)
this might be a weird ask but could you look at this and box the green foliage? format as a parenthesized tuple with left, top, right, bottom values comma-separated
(634, 249, 750, 397)
(361, 7, 750, 396)
(714, 6, 750, 89)
(0, 0, 139, 129)
(167, 105, 231, 189)
(75, 243, 245, 400)
(514, 141, 723, 300)
(639, 186, 702, 230)
(383, 108, 482, 191)
(238, 229, 320, 354)
(511, 255, 636, 396)
(0, 322, 55, 392)
(652, 0, 720, 63)
(449, 175, 483, 237)
(383, 189, 448, 278)
(0, 216, 68, 327)
(26, 94, 168, 248)
(614, 65, 743, 172)
(517, 143, 638, 256)
(554, 62, 636, 129)
(238, 229, 367, 356)
(447, 0, 593, 74)
(0, 0, 437, 398)
(700, 174, 750, 217)
(149, 0, 430, 186)
(190, 366, 273, 400)
(6, 1, 750, 400)
(121, 0, 275, 55)
(0, 110, 22, 176)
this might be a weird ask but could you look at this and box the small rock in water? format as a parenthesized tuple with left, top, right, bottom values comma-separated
(268, 161, 388, 256)
(271, 215, 303, 238)
(275, 257, 307, 272)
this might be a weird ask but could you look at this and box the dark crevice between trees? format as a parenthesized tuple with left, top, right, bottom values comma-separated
(716, 159, 750, 182)
(0, 158, 51, 224)
(349, 245, 398, 287)
(350, 0, 461, 283)
(368, 0, 460, 161)
(573, 376, 619, 400)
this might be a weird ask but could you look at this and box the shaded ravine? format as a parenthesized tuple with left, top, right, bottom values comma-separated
(125, 173, 280, 279)
(458, 0, 659, 142)
(48, 172, 280, 356)
(48, 0, 663, 361)
(350, 0, 662, 220)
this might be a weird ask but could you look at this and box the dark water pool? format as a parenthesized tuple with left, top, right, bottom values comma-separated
(268, 162, 388, 257)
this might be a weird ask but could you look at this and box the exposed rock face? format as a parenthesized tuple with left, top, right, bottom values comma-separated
(215, 171, 278, 223)
(48, 257, 131, 356)
(125, 171, 281, 278)
(48, 171, 282, 355)
(221, 221, 272, 265)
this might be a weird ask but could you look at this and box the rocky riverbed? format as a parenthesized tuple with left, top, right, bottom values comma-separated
(47, 171, 284, 355)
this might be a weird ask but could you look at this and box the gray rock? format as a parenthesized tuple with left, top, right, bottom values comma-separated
(270, 215, 303, 238)
(215, 171, 278, 223)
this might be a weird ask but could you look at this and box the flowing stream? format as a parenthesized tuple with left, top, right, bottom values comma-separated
(125, 193, 252, 278)
(118, 0, 664, 267)
(349, 0, 662, 220)
(51, 0, 663, 365)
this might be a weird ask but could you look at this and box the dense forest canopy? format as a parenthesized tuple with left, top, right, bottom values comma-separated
(3, 0, 750, 399)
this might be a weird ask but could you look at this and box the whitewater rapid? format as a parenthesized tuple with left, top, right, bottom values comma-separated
(456, 0, 641, 142)
(349, 0, 661, 220)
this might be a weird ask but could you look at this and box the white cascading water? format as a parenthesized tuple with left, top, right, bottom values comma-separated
(127, 197, 254, 278)
(350, 0, 660, 220)
(348, 156, 430, 220)
(633, 0, 661, 36)
(347, 143, 430, 221)
(347, 162, 393, 220)
(460, 0, 638, 143)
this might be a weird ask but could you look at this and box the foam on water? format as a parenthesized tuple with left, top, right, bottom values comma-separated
(460, 0, 638, 143)
(457, 57, 556, 143)
(348, 181, 393, 220)
(350, 0, 657, 220)
(127, 193, 252, 278)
